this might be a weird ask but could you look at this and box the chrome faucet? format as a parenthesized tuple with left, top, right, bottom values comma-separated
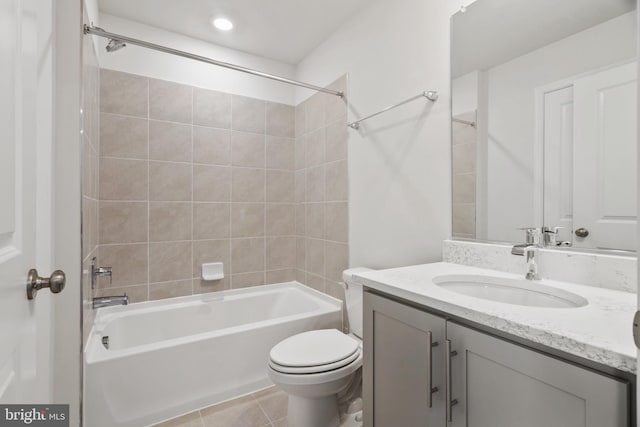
(512, 228, 541, 281)
(511, 245, 540, 280)
(93, 294, 128, 309)
(542, 226, 571, 247)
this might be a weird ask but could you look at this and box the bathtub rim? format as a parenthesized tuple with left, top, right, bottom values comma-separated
(85, 282, 343, 364)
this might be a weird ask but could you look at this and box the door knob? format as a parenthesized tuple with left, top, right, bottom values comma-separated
(574, 228, 589, 238)
(633, 311, 640, 349)
(26, 268, 66, 300)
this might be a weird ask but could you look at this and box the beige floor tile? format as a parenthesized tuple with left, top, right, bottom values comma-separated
(271, 418, 288, 427)
(153, 410, 203, 427)
(254, 387, 288, 423)
(200, 395, 270, 427)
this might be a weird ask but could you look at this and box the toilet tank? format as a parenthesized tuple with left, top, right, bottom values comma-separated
(342, 268, 373, 339)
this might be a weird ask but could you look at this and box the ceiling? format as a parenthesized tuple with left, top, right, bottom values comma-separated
(452, 0, 636, 77)
(98, 0, 368, 64)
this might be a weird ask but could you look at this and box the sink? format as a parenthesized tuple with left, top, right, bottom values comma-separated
(433, 275, 588, 308)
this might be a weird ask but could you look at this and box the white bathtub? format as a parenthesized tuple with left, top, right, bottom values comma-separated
(84, 282, 342, 427)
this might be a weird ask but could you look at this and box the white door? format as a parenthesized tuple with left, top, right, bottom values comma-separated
(0, 0, 52, 403)
(573, 62, 637, 251)
(636, 6, 640, 418)
(543, 86, 574, 244)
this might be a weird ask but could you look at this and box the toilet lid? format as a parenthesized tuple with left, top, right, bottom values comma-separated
(270, 329, 360, 369)
(269, 347, 361, 374)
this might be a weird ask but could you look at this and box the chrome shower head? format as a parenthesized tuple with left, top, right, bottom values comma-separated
(106, 39, 126, 53)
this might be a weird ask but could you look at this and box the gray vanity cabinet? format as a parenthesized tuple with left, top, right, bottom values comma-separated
(363, 291, 631, 427)
(363, 292, 446, 426)
(446, 321, 629, 427)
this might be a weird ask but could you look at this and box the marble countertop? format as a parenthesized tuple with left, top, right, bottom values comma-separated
(355, 262, 637, 374)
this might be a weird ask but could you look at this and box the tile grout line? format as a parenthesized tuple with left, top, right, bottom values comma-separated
(99, 156, 302, 173)
(146, 76, 151, 301)
(95, 82, 101, 302)
(264, 101, 267, 286)
(229, 94, 234, 289)
(251, 393, 275, 426)
(302, 101, 308, 286)
(190, 86, 195, 296)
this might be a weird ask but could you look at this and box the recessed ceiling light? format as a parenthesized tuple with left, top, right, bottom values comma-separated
(213, 18, 234, 31)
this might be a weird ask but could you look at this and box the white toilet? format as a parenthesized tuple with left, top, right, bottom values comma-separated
(268, 268, 372, 427)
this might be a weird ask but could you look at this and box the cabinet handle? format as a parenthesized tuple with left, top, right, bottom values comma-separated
(445, 339, 459, 422)
(427, 331, 439, 408)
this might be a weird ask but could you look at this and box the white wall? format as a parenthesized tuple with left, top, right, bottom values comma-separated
(36, 0, 54, 403)
(84, 0, 99, 50)
(95, 14, 297, 104)
(452, 71, 479, 116)
(53, 1, 83, 423)
(85, 0, 99, 25)
(484, 11, 636, 243)
(296, 0, 474, 269)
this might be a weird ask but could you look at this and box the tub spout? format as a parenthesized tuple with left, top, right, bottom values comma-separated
(93, 294, 129, 309)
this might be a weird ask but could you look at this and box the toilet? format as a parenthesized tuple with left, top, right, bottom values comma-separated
(268, 268, 372, 427)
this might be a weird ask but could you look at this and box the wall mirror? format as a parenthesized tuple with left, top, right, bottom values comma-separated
(451, 0, 638, 252)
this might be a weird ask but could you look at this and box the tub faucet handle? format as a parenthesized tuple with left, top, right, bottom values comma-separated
(95, 266, 113, 277)
(91, 257, 113, 288)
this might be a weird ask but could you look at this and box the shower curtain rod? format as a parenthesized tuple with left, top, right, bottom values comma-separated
(347, 91, 438, 130)
(83, 25, 344, 98)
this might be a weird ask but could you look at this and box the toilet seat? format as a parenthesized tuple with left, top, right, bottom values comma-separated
(270, 347, 361, 374)
(269, 329, 361, 375)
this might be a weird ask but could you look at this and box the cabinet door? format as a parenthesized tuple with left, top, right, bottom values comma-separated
(363, 292, 446, 427)
(447, 322, 629, 427)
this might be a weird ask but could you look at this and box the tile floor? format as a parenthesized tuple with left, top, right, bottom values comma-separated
(154, 387, 288, 427)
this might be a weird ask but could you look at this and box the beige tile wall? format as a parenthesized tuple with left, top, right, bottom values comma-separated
(452, 110, 477, 239)
(81, 10, 100, 345)
(97, 70, 298, 302)
(294, 76, 350, 310)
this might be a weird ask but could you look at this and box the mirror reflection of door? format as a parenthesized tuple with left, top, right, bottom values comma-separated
(451, 0, 638, 252)
(542, 62, 637, 251)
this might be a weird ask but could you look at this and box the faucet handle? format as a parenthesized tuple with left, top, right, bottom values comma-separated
(101, 267, 113, 285)
(93, 266, 113, 285)
(542, 226, 568, 246)
(517, 227, 541, 245)
(542, 226, 564, 234)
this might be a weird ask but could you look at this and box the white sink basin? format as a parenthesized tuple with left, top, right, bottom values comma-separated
(433, 275, 588, 308)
